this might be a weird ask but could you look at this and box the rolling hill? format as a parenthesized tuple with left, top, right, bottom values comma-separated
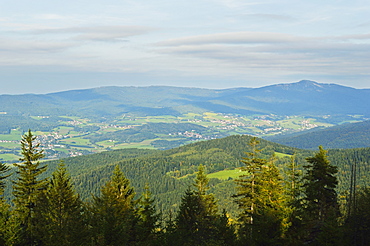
(266, 120, 370, 149)
(1, 80, 370, 117)
(1, 79, 370, 162)
(14, 134, 366, 217)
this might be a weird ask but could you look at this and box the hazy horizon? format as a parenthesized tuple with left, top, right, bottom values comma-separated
(1, 1, 370, 94)
(1, 79, 369, 96)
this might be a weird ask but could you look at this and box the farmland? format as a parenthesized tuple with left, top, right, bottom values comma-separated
(0, 112, 364, 163)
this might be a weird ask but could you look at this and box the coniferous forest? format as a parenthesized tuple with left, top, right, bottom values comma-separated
(0, 130, 370, 245)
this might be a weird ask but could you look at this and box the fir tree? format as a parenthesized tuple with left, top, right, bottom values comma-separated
(12, 130, 47, 246)
(344, 187, 370, 246)
(233, 137, 265, 244)
(233, 138, 286, 245)
(301, 146, 340, 245)
(0, 162, 12, 245)
(89, 165, 136, 246)
(136, 184, 161, 245)
(33, 161, 88, 246)
(284, 154, 305, 245)
(0, 161, 11, 193)
(175, 165, 232, 245)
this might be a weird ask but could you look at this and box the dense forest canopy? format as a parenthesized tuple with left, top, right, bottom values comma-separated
(0, 131, 369, 245)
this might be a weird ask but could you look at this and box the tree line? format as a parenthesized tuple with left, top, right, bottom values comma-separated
(0, 131, 369, 245)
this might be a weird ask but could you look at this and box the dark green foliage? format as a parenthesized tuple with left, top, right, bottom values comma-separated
(233, 138, 287, 245)
(300, 146, 341, 245)
(2, 130, 370, 245)
(0, 162, 11, 192)
(12, 130, 48, 246)
(136, 185, 161, 245)
(284, 155, 305, 245)
(173, 165, 235, 246)
(345, 187, 370, 245)
(89, 165, 137, 246)
(0, 115, 61, 134)
(268, 120, 370, 149)
(0, 162, 13, 245)
(28, 134, 369, 220)
(33, 161, 88, 245)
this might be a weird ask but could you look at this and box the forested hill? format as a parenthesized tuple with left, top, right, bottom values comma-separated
(267, 120, 370, 149)
(1, 80, 370, 117)
(36, 135, 370, 217)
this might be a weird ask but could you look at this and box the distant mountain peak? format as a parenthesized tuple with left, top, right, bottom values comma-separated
(273, 80, 328, 92)
(297, 80, 322, 86)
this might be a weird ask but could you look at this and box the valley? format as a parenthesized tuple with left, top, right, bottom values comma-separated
(1, 80, 370, 162)
(0, 112, 361, 162)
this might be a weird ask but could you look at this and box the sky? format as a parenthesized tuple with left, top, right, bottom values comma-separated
(1, 0, 370, 94)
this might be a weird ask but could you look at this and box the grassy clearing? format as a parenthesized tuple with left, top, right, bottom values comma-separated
(145, 116, 178, 123)
(112, 139, 155, 149)
(208, 168, 248, 180)
(274, 152, 292, 158)
(54, 148, 69, 154)
(0, 135, 21, 141)
(0, 153, 20, 162)
(59, 137, 91, 145)
(0, 142, 19, 148)
(96, 140, 118, 148)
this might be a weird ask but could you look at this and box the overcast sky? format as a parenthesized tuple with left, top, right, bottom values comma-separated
(1, 0, 370, 94)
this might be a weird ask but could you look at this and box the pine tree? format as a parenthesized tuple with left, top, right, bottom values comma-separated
(12, 130, 47, 246)
(89, 165, 136, 246)
(33, 161, 88, 246)
(301, 146, 340, 245)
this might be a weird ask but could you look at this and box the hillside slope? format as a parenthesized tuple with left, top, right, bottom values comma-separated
(1, 80, 370, 117)
(29, 134, 370, 217)
(267, 120, 370, 149)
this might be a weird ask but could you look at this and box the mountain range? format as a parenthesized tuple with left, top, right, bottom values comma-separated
(1, 80, 370, 117)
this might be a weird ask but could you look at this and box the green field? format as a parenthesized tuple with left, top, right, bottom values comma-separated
(208, 168, 248, 180)
(274, 152, 292, 158)
(0, 112, 363, 162)
(0, 153, 20, 162)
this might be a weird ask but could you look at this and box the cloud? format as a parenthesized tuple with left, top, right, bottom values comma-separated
(156, 32, 307, 46)
(154, 31, 370, 77)
(337, 33, 370, 41)
(0, 38, 74, 53)
(32, 26, 154, 42)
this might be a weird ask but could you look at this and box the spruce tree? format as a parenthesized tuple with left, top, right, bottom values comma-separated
(284, 154, 305, 245)
(174, 165, 232, 245)
(0, 162, 12, 245)
(33, 161, 88, 246)
(233, 137, 265, 244)
(89, 165, 136, 246)
(233, 138, 286, 245)
(12, 130, 47, 246)
(344, 187, 370, 246)
(136, 184, 161, 245)
(301, 146, 340, 245)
